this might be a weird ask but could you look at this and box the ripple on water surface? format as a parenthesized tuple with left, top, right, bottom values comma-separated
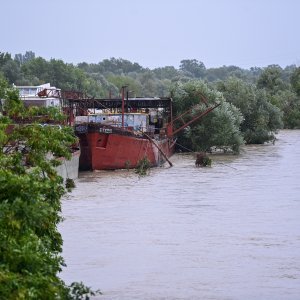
(60, 130, 300, 300)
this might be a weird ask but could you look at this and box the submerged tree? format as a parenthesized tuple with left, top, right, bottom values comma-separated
(0, 78, 100, 299)
(171, 80, 244, 153)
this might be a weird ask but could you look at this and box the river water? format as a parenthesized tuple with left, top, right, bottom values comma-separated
(59, 130, 300, 300)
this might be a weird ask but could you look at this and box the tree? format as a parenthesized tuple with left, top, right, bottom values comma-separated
(171, 80, 244, 153)
(183, 100, 244, 153)
(97, 57, 143, 75)
(137, 71, 161, 97)
(106, 74, 142, 97)
(179, 59, 206, 78)
(256, 65, 286, 94)
(1, 60, 21, 84)
(14, 51, 36, 66)
(21, 57, 49, 83)
(205, 65, 247, 82)
(152, 66, 179, 80)
(0, 73, 8, 99)
(0, 52, 12, 68)
(0, 83, 100, 299)
(290, 67, 300, 96)
(217, 77, 283, 143)
(271, 89, 300, 129)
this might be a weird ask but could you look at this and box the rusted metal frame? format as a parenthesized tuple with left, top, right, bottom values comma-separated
(121, 86, 126, 129)
(62, 95, 172, 115)
(67, 98, 171, 110)
(172, 103, 221, 136)
(172, 106, 199, 124)
(93, 99, 110, 110)
(37, 88, 61, 98)
(172, 93, 209, 125)
(198, 92, 209, 107)
(62, 91, 85, 100)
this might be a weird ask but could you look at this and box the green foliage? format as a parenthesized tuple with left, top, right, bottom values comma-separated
(0, 87, 98, 299)
(202, 156, 212, 167)
(3, 88, 24, 118)
(0, 52, 12, 67)
(1, 60, 21, 83)
(135, 157, 151, 176)
(97, 57, 143, 75)
(257, 65, 286, 93)
(14, 51, 35, 66)
(0, 131, 68, 298)
(66, 282, 102, 300)
(0, 52, 22, 84)
(179, 59, 206, 78)
(217, 77, 283, 144)
(269, 89, 300, 129)
(106, 75, 141, 96)
(172, 80, 244, 153)
(0, 73, 9, 99)
(152, 66, 179, 80)
(290, 67, 300, 96)
(14, 56, 105, 96)
(65, 178, 76, 192)
(171, 80, 220, 115)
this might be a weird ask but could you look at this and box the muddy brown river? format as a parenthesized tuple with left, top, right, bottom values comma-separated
(59, 130, 300, 299)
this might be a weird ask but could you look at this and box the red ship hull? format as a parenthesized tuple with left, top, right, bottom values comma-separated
(76, 124, 175, 170)
(68, 94, 219, 171)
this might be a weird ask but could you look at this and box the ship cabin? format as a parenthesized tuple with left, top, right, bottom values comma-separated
(70, 96, 173, 138)
(74, 110, 165, 137)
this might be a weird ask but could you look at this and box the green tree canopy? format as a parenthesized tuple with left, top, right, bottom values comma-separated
(14, 51, 35, 66)
(106, 74, 142, 97)
(290, 67, 300, 96)
(217, 77, 283, 143)
(179, 59, 206, 78)
(0, 82, 100, 299)
(256, 65, 286, 94)
(171, 80, 244, 153)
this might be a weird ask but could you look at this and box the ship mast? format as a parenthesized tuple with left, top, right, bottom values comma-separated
(121, 86, 126, 129)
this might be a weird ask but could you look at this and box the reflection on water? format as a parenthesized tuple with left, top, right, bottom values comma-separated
(59, 130, 300, 300)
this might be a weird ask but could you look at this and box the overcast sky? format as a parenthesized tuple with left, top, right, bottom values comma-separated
(1, 0, 299, 69)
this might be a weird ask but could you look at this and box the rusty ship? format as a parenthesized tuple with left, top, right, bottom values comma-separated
(62, 87, 219, 171)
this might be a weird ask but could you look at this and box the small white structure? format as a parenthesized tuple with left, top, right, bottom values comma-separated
(14, 83, 61, 108)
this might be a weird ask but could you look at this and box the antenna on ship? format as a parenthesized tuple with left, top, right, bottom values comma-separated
(121, 85, 128, 129)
